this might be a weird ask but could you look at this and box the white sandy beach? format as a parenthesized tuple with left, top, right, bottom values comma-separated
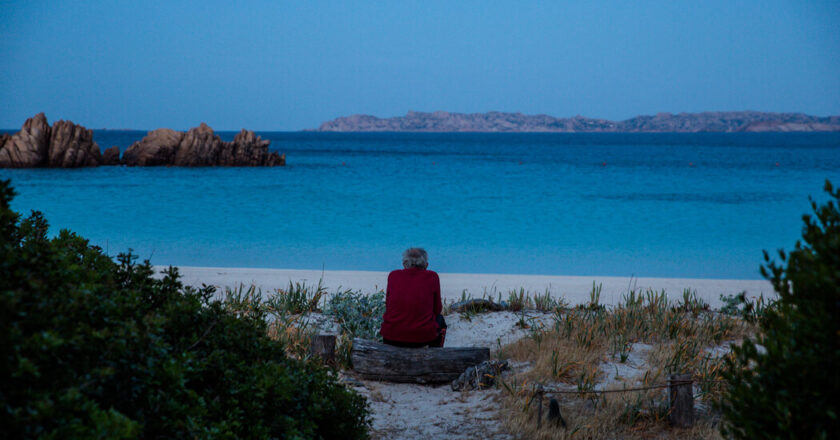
(167, 266, 774, 308)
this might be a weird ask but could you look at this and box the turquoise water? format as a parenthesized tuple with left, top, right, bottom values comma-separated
(2, 132, 838, 279)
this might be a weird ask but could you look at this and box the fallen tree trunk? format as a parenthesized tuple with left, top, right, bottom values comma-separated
(351, 338, 490, 384)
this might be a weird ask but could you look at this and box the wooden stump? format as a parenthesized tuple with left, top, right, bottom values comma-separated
(669, 374, 694, 428)
(350, 338, 490, 383)
(310, 334, 336, 365)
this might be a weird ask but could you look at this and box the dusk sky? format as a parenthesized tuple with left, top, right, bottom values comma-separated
(1, 0, 838, 131)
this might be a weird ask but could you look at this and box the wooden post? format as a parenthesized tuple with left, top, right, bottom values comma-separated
(310, 334, 336, 365)
(536, 389, 544, 428)
(548, 398, 567, 428)
(669, 373, 694, 428)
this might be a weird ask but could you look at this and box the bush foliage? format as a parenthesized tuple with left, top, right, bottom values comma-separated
(721, 181, 839, 439)
(0, 180, 369, 439)
(325, 290, 385, 340)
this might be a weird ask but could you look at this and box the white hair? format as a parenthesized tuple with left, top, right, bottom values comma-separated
(402, 248, 429, 268)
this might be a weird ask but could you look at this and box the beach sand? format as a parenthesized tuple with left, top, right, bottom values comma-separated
(168, 266, 774, 308)
(166, 266, 771, 439)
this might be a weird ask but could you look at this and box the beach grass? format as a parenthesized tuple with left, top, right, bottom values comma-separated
(221, 281, 388, 367)
(495, 288, 764, 439)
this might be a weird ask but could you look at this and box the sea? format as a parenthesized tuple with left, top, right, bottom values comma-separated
(2, 131, 838, 280)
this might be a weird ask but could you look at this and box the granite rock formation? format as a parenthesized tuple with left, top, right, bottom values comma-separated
(123, 123, 284, 167)
(317, 110, 840, 133)
(0, 113, 101, 168)
(102, 146, 121, 165)
(48, 119, 102, 167)
(121, 128, 183, 166)
(1, 114, 286, 168)
(0, 113, 52, 167)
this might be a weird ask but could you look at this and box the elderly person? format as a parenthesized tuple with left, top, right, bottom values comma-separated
(380, 248, 447, 348)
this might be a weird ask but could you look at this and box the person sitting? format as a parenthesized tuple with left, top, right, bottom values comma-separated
(380, 248, 447, 348)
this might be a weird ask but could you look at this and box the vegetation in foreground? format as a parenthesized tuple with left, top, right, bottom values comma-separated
(493, 286, 754, 439)
(0, 180, 370, 439)
(721, 181, 839, 440)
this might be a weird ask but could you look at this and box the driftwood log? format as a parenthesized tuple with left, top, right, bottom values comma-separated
(351, 338, 490, 384)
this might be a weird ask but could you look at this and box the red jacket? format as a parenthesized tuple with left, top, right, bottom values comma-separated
(380, 267, 443, 343)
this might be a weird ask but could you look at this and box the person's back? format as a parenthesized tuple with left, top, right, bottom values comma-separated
(379, 248, 446, 347)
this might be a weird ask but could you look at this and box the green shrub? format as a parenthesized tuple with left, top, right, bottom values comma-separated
(0, 179, 370, 439)
(324, 290, 385, 340)
(720, 181, 839, 439)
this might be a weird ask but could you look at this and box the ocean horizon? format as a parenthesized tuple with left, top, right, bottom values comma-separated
(2, 131, 838, 280)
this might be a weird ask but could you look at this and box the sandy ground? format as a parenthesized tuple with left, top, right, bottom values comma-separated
(168, 266, 758, 439)
(343, 311, 550, 439)
(168, 266, 774, 308)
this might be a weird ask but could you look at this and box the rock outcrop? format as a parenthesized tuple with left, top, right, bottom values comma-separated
(102, 146, 121, 165)
(316, 110, 840, 133)
(0, 113, 53, 167)
(48, 119, 101, 167)
(123, 123, 284, 167)
(0, 113, 102, 168)
(122, 128, 183, 166)
(1, 114, 285, 168)
(451, 360, 509, 391)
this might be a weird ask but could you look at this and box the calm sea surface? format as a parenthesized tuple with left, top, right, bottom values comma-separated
(2, 131, 838, 279)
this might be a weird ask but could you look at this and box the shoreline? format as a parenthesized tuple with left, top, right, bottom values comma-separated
(166, 266, 774, 308)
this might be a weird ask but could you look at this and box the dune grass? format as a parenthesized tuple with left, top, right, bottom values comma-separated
(495, 287, 763, 440)
(221, 281, 387, 367)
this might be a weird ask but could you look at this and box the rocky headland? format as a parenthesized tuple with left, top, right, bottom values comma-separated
(0, 114, 285, 168)
(316, 110, 840, 133)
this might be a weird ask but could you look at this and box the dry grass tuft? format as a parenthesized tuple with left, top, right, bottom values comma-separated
(495, 288, 754, 439)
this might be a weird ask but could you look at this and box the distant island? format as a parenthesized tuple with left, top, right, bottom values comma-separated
(316, 111, 840, 133)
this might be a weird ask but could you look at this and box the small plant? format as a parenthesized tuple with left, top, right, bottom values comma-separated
(534, 289, 566, 312)
(663, 337, 700, 374)
(223, 283, 267, 319)
(515, 312, 531, 329)
(676, 288, 708, 314)
(267, 279, 328, 316)
(325, 289, 386, 340)
(507, 287, 532, 311)
(575, 365, 598, 393)
(581, 281, 604, 310)
(719, 291, 775, 324)
(622, 288, 643, 308)
(719, 291, 745, 315)
(643, 288, 668, 313)
(611, 334, 631, 363)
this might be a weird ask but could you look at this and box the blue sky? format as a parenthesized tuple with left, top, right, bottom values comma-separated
(1, 0, 838, 130)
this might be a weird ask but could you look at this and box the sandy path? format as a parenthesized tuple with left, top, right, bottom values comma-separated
(344, 311, 549, 439)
